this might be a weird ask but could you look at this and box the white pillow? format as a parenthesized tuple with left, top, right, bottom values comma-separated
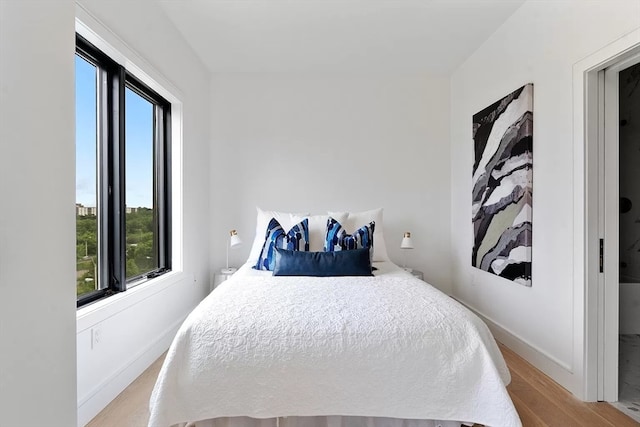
(327, 208, 390, 262)
(305, 214, 330, 252)
(247, 207, 309, 266)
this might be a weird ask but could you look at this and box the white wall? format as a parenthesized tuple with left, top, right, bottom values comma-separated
(73, 1, 211, 424)
(209, 73, 452, 291)
(450, 0, 640, 397)
(0, 1, 77, 426)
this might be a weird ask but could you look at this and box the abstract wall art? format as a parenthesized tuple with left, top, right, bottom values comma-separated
(472, 83, 533, 287)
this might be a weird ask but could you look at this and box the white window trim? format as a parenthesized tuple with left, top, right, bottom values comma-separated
(75, 6, 184, 318)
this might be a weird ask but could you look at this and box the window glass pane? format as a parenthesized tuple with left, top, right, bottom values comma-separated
(75, 55, 100, 298)
(125, 87, 157, 279)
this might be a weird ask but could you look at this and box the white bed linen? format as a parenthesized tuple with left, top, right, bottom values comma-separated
(149, 262, 521, 427)
(178, 416, 466, 427)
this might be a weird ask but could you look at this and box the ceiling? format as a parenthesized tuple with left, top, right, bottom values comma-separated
(158, 0, 525, 74)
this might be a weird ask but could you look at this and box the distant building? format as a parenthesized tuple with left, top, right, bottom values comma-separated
(76, 203, 148, 216)
(76, 203, 97, 216)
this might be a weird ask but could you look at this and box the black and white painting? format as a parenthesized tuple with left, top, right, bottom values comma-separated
(472, 84, 533, 287)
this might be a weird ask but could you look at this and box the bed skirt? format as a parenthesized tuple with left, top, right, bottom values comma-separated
(178, 416, 469, 427)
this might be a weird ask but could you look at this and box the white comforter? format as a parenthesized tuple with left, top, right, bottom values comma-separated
(149, 263, 521, 427)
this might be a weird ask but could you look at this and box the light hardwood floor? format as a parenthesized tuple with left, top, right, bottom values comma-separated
(87, 343, 639, 427)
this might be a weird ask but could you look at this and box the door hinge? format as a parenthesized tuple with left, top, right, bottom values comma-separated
(599, 238, 604, 273)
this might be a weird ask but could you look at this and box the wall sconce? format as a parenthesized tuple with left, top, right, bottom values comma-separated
(400, 231, 414, 272)
(222, 229, 242, 274)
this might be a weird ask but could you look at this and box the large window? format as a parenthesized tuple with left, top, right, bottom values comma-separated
(75, 34, 171, 307)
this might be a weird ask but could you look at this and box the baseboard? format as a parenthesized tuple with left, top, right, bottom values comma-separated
(77, 317, 184, 426)
(455, 298, 580, 396)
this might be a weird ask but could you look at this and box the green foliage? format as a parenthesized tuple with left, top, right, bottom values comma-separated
(126, 258, 140, 277)
(76, 215, 98, 259)
(76, 208, 157, 298)
(77, 273, 97, 296)
(125, 208, 156, 279)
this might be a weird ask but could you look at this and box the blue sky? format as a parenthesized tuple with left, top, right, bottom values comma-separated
(75, 55, 154, 209)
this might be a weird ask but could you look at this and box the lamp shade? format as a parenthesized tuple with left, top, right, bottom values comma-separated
(222, 229, 243, 275)
(229, 229, 242, 248)
(400, 232, 414, 249)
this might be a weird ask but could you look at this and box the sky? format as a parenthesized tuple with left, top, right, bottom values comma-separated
(75, 55, 154, 209)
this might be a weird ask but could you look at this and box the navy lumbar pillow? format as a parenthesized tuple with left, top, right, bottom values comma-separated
(254, 218, 310, 271)
(273, 246, 373, 277)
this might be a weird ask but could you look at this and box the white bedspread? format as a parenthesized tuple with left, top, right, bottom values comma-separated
(149, 263, 521, 427)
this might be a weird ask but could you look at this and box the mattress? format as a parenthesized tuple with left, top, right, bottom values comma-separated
(148, 262, 521, 427)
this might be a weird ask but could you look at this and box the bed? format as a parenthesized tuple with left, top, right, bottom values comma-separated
(148, 209, 521, 427)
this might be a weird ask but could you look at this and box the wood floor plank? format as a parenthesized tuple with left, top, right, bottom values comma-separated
(86, 354, 165, 427)
(500, 343, 637, 426)
(584, 402, 640, 427)
(508, 392, 547, 427)
(506, 369, 578, 426)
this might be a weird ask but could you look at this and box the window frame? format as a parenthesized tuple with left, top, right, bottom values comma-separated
(76, 34, 172, 308)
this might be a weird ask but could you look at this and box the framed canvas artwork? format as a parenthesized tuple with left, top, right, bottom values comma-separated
(472, 83, 533, 286)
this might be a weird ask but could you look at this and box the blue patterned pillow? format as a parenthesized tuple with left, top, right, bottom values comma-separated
(324, 217, 375, 256)
(254, 218, 309, 271)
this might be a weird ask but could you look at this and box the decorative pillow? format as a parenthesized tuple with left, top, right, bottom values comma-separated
(324, 217, 375, 256)
(273, 247, 372, 277)
(328, 208, 389, 262)
(254, 218, 309, 271)
(247, 207, 309, 266)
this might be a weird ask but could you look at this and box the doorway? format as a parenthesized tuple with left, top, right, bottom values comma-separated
(589, 49, 640, 421)
(578, 28, 640, 408)
(614, 61, 640, 419)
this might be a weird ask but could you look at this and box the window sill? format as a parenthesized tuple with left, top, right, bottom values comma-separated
(76, 270, 184, 333)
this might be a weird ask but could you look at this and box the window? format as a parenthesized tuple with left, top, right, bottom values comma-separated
(76, 34, 171, 307)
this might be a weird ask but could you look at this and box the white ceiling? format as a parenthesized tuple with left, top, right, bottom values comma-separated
(158, 0, 525, 74)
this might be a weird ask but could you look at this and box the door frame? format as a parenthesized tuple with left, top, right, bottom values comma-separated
(577, 30, 640, 401)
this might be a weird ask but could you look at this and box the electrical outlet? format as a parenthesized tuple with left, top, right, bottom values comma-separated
(91, 327, 102, 350)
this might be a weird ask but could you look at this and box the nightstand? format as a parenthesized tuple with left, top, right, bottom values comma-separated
(211, 269, 235, 292)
